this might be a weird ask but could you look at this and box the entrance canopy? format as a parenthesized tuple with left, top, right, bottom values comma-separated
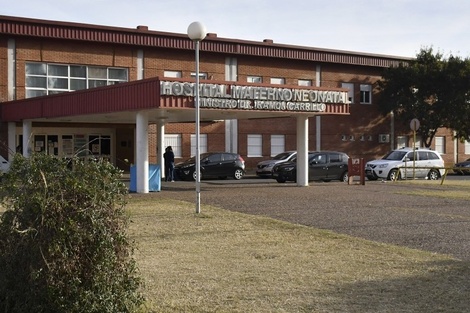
(1, 77, 349, 124)
(2, 77, 350, 193)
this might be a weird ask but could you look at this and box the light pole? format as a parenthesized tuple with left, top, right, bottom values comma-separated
(187, 21, 206, 214)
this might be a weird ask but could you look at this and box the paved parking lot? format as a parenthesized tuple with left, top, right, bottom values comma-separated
(148, 176, 470, 261)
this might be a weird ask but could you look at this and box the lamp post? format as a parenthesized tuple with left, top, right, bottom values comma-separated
(187, 21, 206, 214)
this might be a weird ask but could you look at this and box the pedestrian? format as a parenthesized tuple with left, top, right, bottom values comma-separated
(163, 146, 175, 182)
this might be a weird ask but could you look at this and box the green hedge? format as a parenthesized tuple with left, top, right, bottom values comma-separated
(0, 153, 143, 313)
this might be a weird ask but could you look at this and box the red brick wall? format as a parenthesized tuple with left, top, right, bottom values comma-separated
(3, 36, 467, 171)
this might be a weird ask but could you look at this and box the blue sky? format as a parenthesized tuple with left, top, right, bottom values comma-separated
(1, 0, 469, 58)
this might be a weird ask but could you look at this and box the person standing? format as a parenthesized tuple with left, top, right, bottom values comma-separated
(163, 146, 175, 182)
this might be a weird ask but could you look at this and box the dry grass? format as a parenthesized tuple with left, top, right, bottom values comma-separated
(392, 179, 470, 200)
(128, 196, 470, 313)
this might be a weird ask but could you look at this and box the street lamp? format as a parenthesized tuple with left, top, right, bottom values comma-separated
(187, 21, 206, 214)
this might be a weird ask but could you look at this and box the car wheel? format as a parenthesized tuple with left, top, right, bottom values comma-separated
(340, 171, 348, 182)
(192, 170, 198, 181)
(233, 169, 244, 180)
(388, 169, 400, 181)
(428, 169, 440, 180)
(276, 176, 286, 183)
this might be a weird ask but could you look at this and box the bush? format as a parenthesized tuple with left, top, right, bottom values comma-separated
(0, 153, 143, 313)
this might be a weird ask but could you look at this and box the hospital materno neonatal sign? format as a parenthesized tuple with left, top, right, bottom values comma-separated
(160, 81, 349, 113)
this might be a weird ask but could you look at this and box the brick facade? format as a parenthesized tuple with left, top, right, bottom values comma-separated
(0, 15, 468, 172)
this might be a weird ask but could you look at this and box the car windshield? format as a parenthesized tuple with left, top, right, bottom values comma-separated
(382, 150, 407, 161)
(273, 152, 294, 160)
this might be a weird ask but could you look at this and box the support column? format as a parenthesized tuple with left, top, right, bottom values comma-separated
(157, 119, 165, 180)
(8, 122, 16, 160)
(22, 120, 32, 157)
(315, 64, 322, 151)
(296, 115, 309, 187)
(136, 111, 149, 193)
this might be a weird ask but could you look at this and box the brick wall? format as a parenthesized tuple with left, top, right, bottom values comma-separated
(2, 36, 467, 171)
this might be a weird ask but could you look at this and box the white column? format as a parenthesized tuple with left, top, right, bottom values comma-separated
(296, 115, 309, 186)
(137, 49, 144, 80)
(7, 39, 16, 101)
(136, 111, 149, 193)
(22, 120, 32, 157)
(157, 119, 165, 179)
(8, 122, 16, 160)
(315, 65, 322, 151)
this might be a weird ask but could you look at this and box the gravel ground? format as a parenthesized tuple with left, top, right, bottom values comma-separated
(143, 178, 470, 261)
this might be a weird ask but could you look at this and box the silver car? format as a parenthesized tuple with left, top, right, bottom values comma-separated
(256, 151, 297, 177)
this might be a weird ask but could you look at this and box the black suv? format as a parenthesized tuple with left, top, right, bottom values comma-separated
(272, 151, 349, 183)
(175, 152, 245, 180)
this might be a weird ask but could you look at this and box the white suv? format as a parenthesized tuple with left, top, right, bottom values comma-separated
(365, 148, 445, 181)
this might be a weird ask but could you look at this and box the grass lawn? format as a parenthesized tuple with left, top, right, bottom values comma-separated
(128, 181, 470, 312)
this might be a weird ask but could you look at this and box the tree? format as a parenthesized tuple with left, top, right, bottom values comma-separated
(377, 47, 470, 147)
(0, 154, 143, 313)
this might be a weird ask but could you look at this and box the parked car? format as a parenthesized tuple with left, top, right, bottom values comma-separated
(272, 151, 349, 183)
(175, 152, 245, 181)
(256, 151, 297, 177)
(454, 158, 470, 175)
(0, 155, 10, 174)
(365, 147, 444, 181)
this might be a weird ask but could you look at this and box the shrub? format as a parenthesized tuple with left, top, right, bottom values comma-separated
(0, 153, 143, 313)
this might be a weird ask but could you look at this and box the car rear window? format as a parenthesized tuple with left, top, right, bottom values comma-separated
(329, 153, 341, 163)
(223, 153, 237, 161)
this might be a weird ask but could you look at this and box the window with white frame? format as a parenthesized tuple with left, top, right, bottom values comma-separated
(164, 134, 182, 158)
(434, 136, 445, 154)
(298, 79, 312, 87)
(465, 140, 470, 154)
(247, 134, 262, 157)
(412, 136, 422, 149)
(270, 135, 285, 156)
(341, 82, 354, 104)
(396, 136, 408, 149)
(25, 62, 128, 98)
(164, 70, 182, 78)
(360, 84, 372, 104)
(270, 77, 285, 85)
(190, 134, 208, 156)
(190, 72, 208, 79)
(247, 76, 262, 83)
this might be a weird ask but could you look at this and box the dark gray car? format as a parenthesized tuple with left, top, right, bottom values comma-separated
(272, 151, 349, 183)
(175, 152, 245, 180)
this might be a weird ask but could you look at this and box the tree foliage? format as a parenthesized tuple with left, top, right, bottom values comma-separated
(378, 47, 470, 147)
(0, 153, 143, 313)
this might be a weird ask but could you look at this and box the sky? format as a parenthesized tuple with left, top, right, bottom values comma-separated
(1, 0, 470, 58)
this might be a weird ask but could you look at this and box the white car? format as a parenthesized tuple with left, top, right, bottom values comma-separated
(256, 151, 297, 177)
(365, 148, 444, 181)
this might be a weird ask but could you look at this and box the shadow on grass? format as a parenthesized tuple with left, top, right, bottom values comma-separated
(319, 259, 470, 312)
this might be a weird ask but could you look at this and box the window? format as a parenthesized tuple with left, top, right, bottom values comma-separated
(164, 70, 182, 78)
(190, 72, 208, 79)
(164, 134, 182, 158)
(190, 134, 208, 156)
(270, 135, 285, 156)
(435, 136, 445, 154)
(329, 153, 342, 163)
(25, 62, 128, 98)
(247, 76, 262, 83)
(270, 77, 285, 85)
(396, 136, 408, 149)
(341, 82, 354, 104)
(360, 84, 372, 104)
(298, 79, 312, 87)
(412, 136, 422, 149)
(247, 134, 262, 157)
(465, 140, 470, 154)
